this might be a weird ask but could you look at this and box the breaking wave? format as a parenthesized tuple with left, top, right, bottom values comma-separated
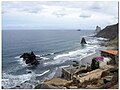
(2, 73, 32, 89)
(43, 39, 100, 66)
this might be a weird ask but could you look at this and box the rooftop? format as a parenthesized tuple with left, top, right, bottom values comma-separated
(101, 50, 118, 55)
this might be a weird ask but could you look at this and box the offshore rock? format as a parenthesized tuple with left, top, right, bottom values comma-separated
(20, 51, 39, 65)
(80, 37, 87, 44)
(95, 26, 101, 34)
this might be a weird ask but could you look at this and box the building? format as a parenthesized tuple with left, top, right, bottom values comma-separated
(101, 50, 118, 65)
(61, 66, 77, 80)
(61, 65, 90, 80)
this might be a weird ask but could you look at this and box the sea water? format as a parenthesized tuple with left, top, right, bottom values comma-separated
(2, 30, 104, 88)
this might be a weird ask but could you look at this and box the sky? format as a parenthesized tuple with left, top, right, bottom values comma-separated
(2, 1, 118, 30)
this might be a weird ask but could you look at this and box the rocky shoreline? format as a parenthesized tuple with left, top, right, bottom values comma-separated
(34, 23, 119, 89)
(8, 23, 118, 89)
(10, 45, 118, 89)
(34, 49, 118, 89)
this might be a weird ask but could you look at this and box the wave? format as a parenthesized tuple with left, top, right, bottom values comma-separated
(15, 56, 27, 67)
(36, 70, 50, 77)
(88, 33, 96, 37)
(43, 39, 100, 66)
(2, 69, 50, 89)
(43, 47, 98, 66)
(2, 73, 32, 89)
(44, 68, 57, 81)
(40, 53, 54, 57)
(41, 57, 49, 60)
(15, 54, 50, 67)
(97, 37, 108, 41)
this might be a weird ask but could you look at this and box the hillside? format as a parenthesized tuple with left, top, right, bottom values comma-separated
(95, 23, 118, 40)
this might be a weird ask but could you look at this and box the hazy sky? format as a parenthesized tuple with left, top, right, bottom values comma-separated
(2, 1, 118, 30)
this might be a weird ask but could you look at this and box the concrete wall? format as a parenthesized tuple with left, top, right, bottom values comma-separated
(61, 68, 72, 80)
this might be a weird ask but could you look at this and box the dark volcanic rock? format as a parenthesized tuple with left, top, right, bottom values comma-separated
(81, 37, 87, 44)
(95, 23, 118, 40)
(20, 51, 39, 65)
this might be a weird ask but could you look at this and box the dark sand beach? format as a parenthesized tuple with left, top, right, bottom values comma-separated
(80, 51, 101, 65)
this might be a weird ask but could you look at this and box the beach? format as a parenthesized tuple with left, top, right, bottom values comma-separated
(80, 50, 101, 65)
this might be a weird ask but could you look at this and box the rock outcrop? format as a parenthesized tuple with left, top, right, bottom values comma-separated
(95, 23, 118, 40)
(95, 26, 101, 34)
(20, 51, 39, 65)
(80, 37, 87, 44)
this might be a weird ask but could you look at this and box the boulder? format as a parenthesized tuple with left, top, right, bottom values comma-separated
(91, 58, 99, 70)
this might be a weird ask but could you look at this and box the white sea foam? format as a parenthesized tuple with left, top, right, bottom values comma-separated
(2, 69, 50, 89)
(36, 70, 50, 77)
(43, 39, 100, 66)
(97, 37, 108, 41)
(15, 55, 49, 67)
(87, 39, 99, 45)
(2, 73, 32, 89)
(15, 56, 27, 67)
(36, 55, 40, 57)
(15, 56, 20, 59)
(88, 33, 96, 37)
(45, 68, 57, 80)
(43, 48, 96, 66)
(40, 57, 49, 60)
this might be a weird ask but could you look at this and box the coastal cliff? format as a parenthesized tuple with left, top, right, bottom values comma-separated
(95, 23, 118, 40)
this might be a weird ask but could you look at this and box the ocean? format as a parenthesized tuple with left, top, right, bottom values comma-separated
(2, 30, 104, 88)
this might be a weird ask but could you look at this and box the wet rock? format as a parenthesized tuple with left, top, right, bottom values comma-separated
(28, 71, 32, 73)
(16, 85, 20, 88)
(2, 86, 4, 89)
(80, 37, 87, 44)
(20, 51, 39, 65)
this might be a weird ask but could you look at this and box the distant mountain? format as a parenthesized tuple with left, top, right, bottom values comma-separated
(95, 23, 118, 40)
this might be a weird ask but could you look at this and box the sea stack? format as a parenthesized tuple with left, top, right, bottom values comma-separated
(80, 37, 87, 44)
(20, 51, 39, 65)
(95, 26, 101, 34)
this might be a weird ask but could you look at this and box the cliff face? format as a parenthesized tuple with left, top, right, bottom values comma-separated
(95, 23, 118, 40)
